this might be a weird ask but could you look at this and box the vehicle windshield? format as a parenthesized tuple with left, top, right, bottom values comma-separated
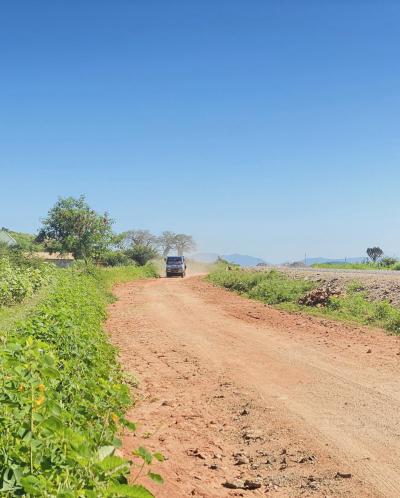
(167, 257, 183, 264)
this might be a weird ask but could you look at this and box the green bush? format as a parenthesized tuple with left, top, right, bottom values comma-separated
(125, 245, 158, 266)
(0, 266, 160, 496)
(248, 272, 314, 304)
(208, 269, 314, 304)
(313, 260, 400, 271)
(380, 257, 398, 268)
(324, 285, 400, 333)
(0, 258, 53, 307)
(208, 269, 265, 293)
(312, 262, 376, 270)
(99, 250, 134, 267)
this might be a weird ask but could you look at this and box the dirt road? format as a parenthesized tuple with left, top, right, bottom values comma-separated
(107, 276, 400, 497)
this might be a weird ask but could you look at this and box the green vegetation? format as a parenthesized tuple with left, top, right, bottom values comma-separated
(125, 245, 159, 267)
(2, 230, 44, 252)
(0, 257, 53, 307)
(325, 288, 400, 334)
(33, 196, 196, 267)
(366, 246, 383, 262)
(312, 262, 380, 270)
(311, 247, 400, 270)
(0, 193, 195, 495)
(93, 263, 158, 293)
(208, 268, 314, 304)
(0, 262, 160, 496)
(208, 268, 400, 334)
(37, 196, 114, 262)
(312, 261, 400, 270)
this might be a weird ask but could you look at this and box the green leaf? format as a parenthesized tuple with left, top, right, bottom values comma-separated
(147, 472, 164, 484)
(20, 475, 41, 495)
(98, 456, 129, 474)
(1, 467, 19, 491)
(42, 354, 55, 367)
(120, 417, 137, 432)
(106, 484, 154, 497)
(133, 446, 152, 464)
(41, 366, 59, 378)
(153, 452, 165, 462)
(112, 437, 122, 448)
(42, 415, 63, 432)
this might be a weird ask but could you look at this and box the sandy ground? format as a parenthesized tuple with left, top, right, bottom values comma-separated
(106, 276, 400, 497)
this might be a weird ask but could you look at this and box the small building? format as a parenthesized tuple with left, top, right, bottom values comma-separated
(0, 229, 17, 246)
(34, 252, 75, 268)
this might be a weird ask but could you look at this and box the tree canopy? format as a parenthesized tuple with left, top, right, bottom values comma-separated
(37, 196, 113, 261)
(366, 247, 383, 262)
(32, 195, 196, 266)
(174, 234, 196, 256)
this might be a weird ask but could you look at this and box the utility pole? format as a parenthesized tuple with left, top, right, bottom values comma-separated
(304, 252, 307, 266)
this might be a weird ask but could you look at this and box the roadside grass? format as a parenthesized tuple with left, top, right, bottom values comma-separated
(94, 262, 158, 293)
(209, 268, 315, 304)
(0, 263, 158, 337)
(0, 283, 54, 338)
(312, 262, 400, 271)
(208, 268, 400, 335)
(0, 264, 160, 497)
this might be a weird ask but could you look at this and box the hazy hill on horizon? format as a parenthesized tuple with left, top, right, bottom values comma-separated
(192, 252, 266, 267)
(192, 253, 368, 267)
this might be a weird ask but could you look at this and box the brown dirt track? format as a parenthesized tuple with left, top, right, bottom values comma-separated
(106, 276, 400, 497)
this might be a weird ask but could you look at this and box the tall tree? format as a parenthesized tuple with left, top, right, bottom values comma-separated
(37, 196, 113, 261)
(174, 234, 196, 256)
(119, 229, 158, 249)
(366, 247, 383, 262)
(158, 231, 177, 258)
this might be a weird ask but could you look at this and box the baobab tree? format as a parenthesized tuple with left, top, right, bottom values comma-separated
(366, 247, 383, 263)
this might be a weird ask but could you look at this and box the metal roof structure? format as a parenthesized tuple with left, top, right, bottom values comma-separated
(0, 230, 17, 246)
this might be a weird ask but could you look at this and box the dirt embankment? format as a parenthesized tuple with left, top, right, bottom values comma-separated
(107, 276, 400, 497)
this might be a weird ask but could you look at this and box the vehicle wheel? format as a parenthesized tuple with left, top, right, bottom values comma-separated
(166, 273, 170, 278)
(181, 273, 185, 278)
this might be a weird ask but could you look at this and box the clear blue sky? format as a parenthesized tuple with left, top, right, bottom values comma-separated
(1, 1, 399, 262)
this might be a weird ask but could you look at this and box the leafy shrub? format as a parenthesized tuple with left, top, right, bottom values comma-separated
(325, 287, 400, 333)
(99, 250, 134, 267)
(380, 257, 398, 268)
(0, 266, 160, 496)
(125, 245, 158, 266)
(0, 258, 53, 307)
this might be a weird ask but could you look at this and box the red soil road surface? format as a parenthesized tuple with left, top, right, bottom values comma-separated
(106, 276, 400, 497)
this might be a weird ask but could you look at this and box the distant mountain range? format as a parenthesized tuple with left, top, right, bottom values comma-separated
(192, 252, 267, 267)
(223, 253, 267, 266)
(192, 253, 367, 267)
